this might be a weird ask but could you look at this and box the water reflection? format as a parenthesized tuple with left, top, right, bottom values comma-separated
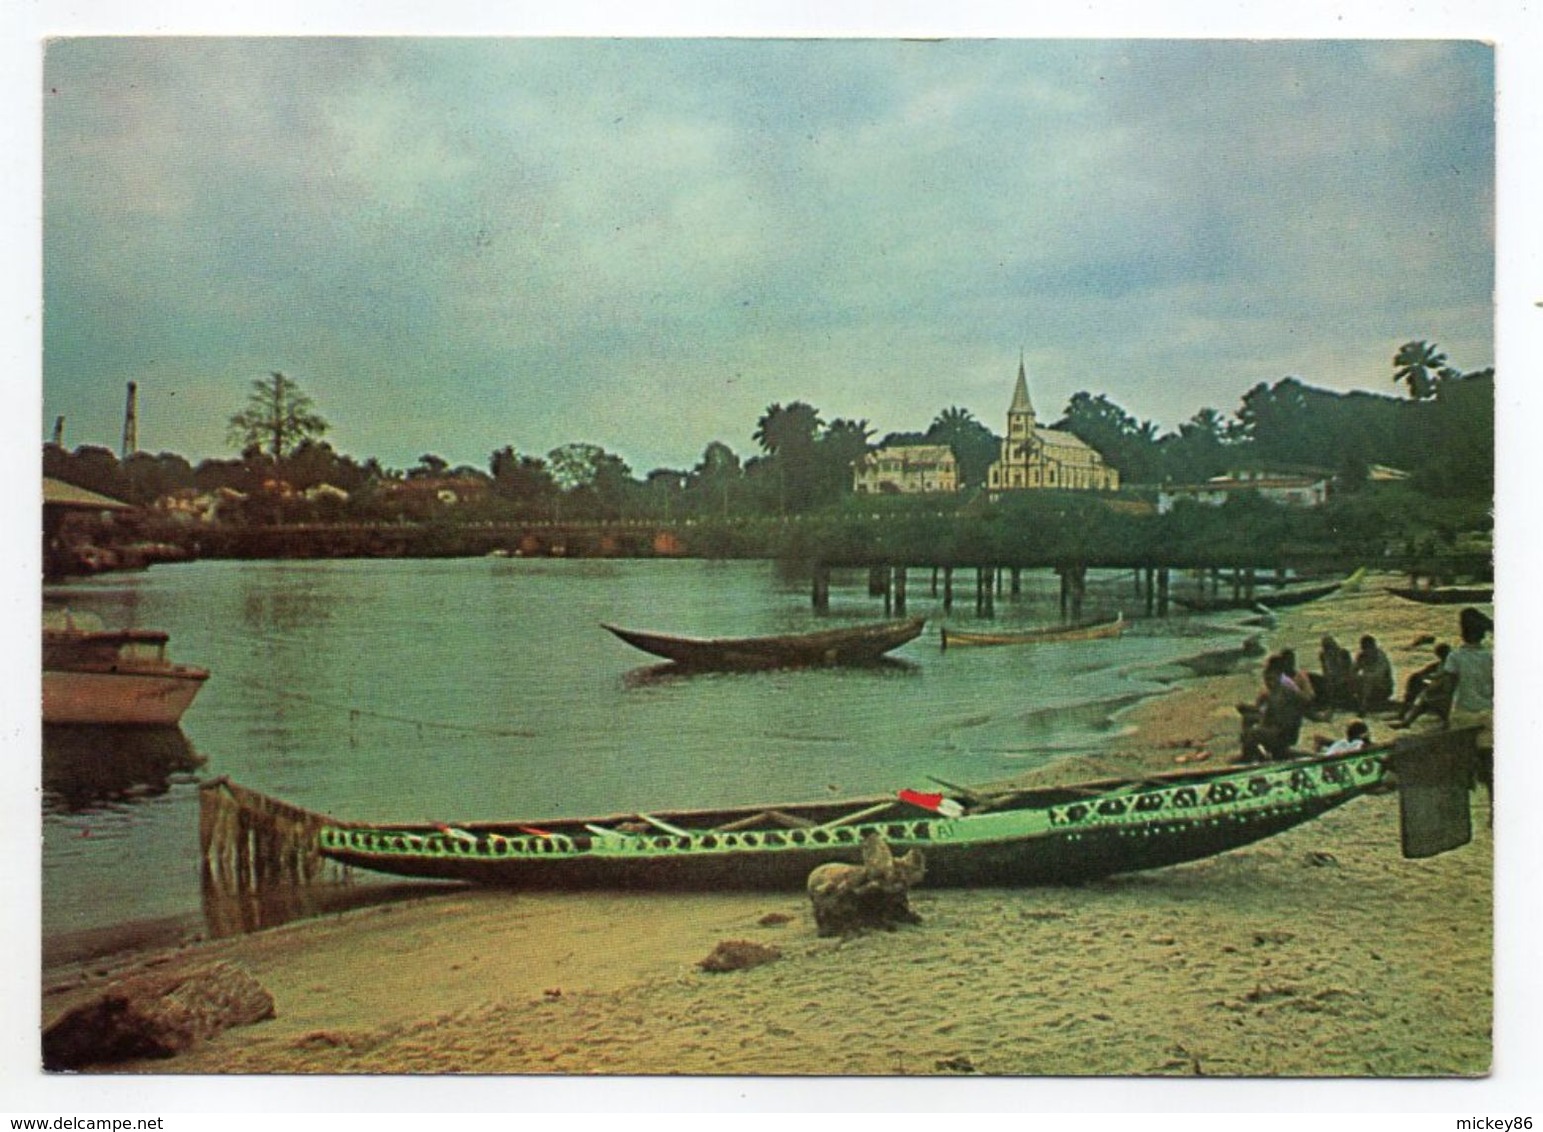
(200, 877, 457, 940)
(42, 725, 205, 813)
(621, 656, 921, 686)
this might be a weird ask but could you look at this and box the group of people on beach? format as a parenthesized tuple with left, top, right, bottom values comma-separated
(1239, 606, 1493, 771)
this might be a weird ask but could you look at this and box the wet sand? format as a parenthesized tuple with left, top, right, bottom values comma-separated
(40, 575, 1494, 1077)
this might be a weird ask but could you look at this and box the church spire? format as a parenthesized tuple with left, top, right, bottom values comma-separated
(1009, 350, 1035, 418)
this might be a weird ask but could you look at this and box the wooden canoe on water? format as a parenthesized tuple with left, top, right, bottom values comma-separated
(601, 617, 926, 669)
(198, 729, 1477, 894)
(941, 612, 1124, 650)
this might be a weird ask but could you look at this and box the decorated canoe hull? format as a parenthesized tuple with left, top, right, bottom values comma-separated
(200, 733, 1476, 894)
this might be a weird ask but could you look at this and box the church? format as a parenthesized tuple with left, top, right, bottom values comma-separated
(986, 357, 1121, 493)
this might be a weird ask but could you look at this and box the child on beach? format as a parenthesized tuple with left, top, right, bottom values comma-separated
(1319, 719, 1371, 756)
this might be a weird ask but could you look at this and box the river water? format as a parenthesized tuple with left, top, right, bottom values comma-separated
(41, 557, 1251, 953)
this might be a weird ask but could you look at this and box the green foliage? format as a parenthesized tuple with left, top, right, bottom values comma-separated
(925, 406, 999, 488)
(226, 372, 329, 461)
(1393, 340, 1449, 400)
(1054, 392, 1163, 483)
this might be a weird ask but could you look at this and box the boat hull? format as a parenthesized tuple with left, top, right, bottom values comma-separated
(43, 667, 208, 726)
(942, 614, 1123, 648)
(269, 745, 1397, 891)
(1386, 587, 1493, 605)
(1173, 582, 1341, 613)
(603, 618, 926, 669)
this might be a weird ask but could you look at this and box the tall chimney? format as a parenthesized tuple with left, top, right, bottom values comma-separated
(52, 416, 65, 447)
(121, 382, 139, 459)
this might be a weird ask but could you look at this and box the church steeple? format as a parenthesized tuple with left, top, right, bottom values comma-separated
(1008, 351, 1035, 419)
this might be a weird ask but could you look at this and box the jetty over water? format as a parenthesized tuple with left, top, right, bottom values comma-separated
(176, 514, 1492, 624)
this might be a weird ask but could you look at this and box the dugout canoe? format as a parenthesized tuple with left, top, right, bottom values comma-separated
(197, 729, 1477, 894)
(941, 612, 1124, 650)
(601, 617, 926, 669)
(1172, 581, 1342, 614)
(1386, 586, 1493, 606)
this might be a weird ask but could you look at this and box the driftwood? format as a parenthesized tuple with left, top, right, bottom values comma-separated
(43, 961, 275, 1070)
(806, 832, 925, 938)
(697, 939, 783, 973)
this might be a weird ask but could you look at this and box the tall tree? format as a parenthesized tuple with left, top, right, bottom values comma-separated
(1159, 407, 1231, 483)
(546, 443, 609, 491)
(1392, 340, 1449, 400)
(925, 406, 999, 488)
(691, 440, 742, 518)
(753, 401, 823, 514)
(409, 454, 450, 479)
(753, 402, 823, 457)
(490, 447, 557, 508)
(1055, 392, 1161, 483)
(226, 372, 329, 461)
(815, 418, 875, 504)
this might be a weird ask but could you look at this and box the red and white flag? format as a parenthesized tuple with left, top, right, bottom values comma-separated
(897, 789, 964, 818)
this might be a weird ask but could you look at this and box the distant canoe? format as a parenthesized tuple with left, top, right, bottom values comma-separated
(601, 617, 926, 670)
(1386, 586, 1493, 605)
(941, 612, 1124, 650)
(1173, 581, 1342, 614)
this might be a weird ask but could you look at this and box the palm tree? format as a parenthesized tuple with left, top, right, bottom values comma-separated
(753, 402, 822, 514)
(926, 406, 999, 489)
(1393, 340, 1449, 400)
(930, 405, 978, 434)
(752, 402, 823, 455)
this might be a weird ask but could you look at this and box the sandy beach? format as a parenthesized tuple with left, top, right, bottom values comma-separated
(39, 576, 1494, 1077)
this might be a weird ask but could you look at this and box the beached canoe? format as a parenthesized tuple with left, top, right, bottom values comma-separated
(601, 617, 926, 669)
(198, 729, 1475, 894)
(1172, 581, 1342, 614)
(1386, 586, 1493, 606)
(941, 612, 1123, 650)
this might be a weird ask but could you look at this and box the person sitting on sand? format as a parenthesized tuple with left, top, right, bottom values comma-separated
(1390, 643, 1453, 729)
(1320, 719, 1371, 756)
(1313, 635, 1355, 710)
(1352, 635, 1395, 715)
(1278, 648, 1314, 701)
(1442, 607, 1494, 793)
(1240, 654, 1311, 762)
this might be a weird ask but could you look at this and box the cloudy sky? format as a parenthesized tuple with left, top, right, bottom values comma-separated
(40, 37, 1494, 475)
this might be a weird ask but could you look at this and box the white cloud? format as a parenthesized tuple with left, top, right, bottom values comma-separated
(41, 38, 1494, 472)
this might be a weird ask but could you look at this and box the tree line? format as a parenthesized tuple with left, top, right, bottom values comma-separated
(44, 342, 1493, 529)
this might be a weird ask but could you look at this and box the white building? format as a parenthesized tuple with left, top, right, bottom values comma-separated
(1156, 471, 1329, 514)
(853, 444, 959, 495)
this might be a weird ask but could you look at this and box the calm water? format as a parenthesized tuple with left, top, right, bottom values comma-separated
(41, 557, 1250, 947)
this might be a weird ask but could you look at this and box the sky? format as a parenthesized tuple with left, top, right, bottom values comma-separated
(36, 36, 1496, 477)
